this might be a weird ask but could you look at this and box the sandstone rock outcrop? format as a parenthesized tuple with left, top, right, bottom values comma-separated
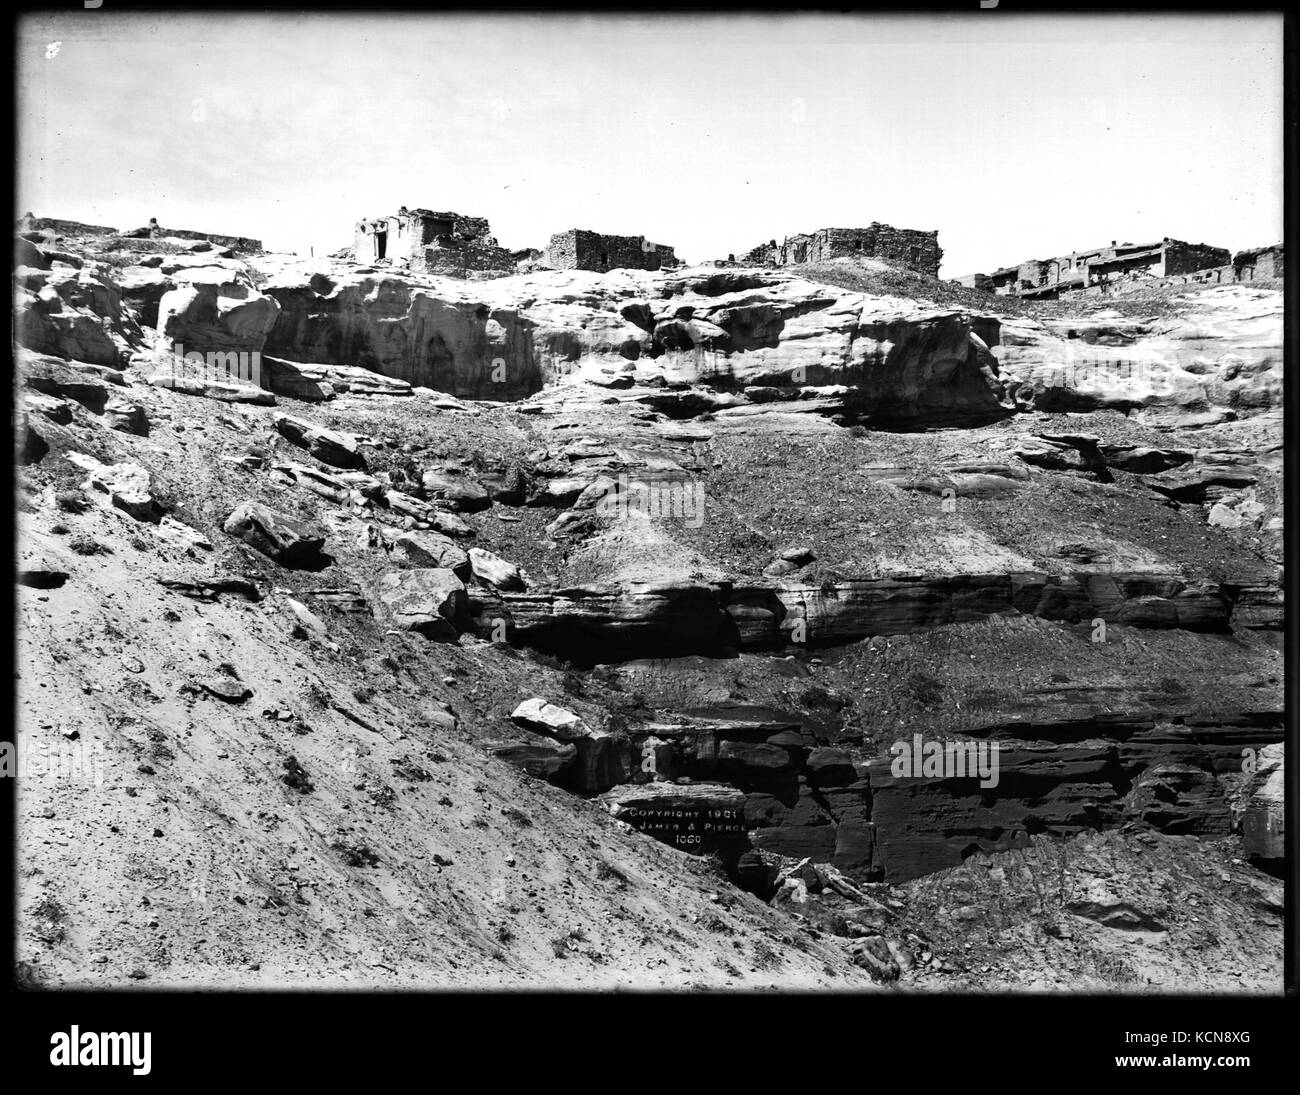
(996, 287, 1282, 414)
(21, 350, 127, 414)
(14, 263, 145, 366)
(481, 570, 1237, 663)
(508, 699, 630, 792)
(248, 261, 1011, 425)
(259, 267, 542, 399)
(156, 281, 281, 356)
(864, 712, 1284, 882)
(1234, 743, 1283, 862)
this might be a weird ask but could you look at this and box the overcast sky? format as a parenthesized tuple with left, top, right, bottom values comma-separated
(16, 12, 1284, 276)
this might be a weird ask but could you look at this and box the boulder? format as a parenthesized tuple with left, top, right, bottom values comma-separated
(1147, 465, 1258, 505)
(510, 698, 590, 741)
(262, 356, 335, 402)
(222, 501, 328, 567)
(104, 397, 149, 435)
(283, 597, 329, 640)
(1100, 446, 1193, 474)
(272, 462, 382, 506)
(851, 935, 901, 982)
(200, 678, 254, 704)
(156, 281, 280, 355)
(390, 532, 471, 579)
(376, 568, 466, 639)
(1207, 490, 1267, 530)
(273, 414, 364, 469)
(468, 547, 525, 591)
(66, 452, 157, 521)
(155, 516, 213, 552)
(420, 467, 491, 512)
(503, 699, 630, 793)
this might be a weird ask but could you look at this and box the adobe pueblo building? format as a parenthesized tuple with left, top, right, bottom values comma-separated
(741, 223, 943, 277)
(964, 237, 1232, 300)
(353, 207, 515, 278)
(1234, 244, 1284, 282)
(545, 229, 679, 273)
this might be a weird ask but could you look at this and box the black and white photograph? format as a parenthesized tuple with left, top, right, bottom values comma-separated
(8, 1, 1293, 1072)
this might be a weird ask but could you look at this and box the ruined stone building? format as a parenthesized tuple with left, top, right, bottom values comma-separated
(971, 238, 1231, 299)
(15, 214, 262, 252)
(138, 218, 263, 252)
(741, 223, 942, 277)
(544, 229, 678, 273)
(354, 207, 515, 278)
(17, 213, 117, 239)
(1234, 244, 1283, 282)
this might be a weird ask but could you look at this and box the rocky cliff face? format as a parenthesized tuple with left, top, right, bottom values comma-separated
(15, 261, 146, 366)
(997, 288, 1283, 416)
(13, 227, 1285, 991)
(252, 260, 1011, 424)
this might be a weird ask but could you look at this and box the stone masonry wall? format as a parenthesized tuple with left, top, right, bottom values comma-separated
(416, 240, 517, 279)
(545, 229, 673, 272)
(1163, 240, 1232, 277)
(156, 226, 263, 252)
(24, 217, 119, 238)
(750, 223, 942, 276)
(1235, 246, 1284, 281)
